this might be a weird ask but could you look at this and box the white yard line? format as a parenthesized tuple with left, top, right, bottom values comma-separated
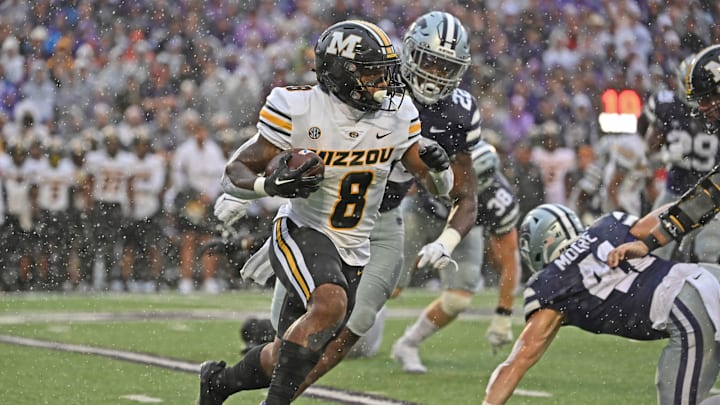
(0, 334, 415, 405)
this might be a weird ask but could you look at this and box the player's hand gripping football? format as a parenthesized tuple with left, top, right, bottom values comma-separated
(264, 153, 323, 198)
(419, 143, 451, 172)
(486, 314, 513, 354)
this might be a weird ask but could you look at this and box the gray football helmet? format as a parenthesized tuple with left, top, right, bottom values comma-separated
(519, 204, 585, 272)
(470, 140, 499, 190)
(401, 11, 471, 105)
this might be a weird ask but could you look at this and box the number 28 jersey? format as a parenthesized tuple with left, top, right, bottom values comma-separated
(524, 212, 678, 340)
(258, 85, 421, 266)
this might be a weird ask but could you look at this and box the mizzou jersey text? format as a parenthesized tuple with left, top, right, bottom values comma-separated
(258, 85, 421, 266)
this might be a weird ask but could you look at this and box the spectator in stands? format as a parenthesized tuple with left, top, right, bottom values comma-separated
(1, 36, 25, 85)
(19, 61, 55, 123)
(501, 95, 534, 153)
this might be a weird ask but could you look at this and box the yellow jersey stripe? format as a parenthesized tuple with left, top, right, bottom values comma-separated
(409, 121, 421, 135)
(274, 220, 311, 300)
(260, 107, 292, 132)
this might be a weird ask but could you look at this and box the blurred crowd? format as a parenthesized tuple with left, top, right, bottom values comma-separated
(0, 0, 718, 293)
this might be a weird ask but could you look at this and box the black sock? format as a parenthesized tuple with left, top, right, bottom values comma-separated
(265, 340, 321, 405)
(219, 342, 272, 396)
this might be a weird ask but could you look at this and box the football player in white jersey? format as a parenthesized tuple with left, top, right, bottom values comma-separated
(294, 11, 480, 382)
(33, 138, 75, 289)
(84, 125, 136, 290)
(197, 20, 454, 405)
(2, 138, 35, 289)
(0, 145, 9, 278)
(121, 129, 167, 292)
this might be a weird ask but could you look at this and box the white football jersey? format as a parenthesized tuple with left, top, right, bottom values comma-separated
(85, 149, 136, 205)
(257, 85, 421, 266)
(130, 153, 166, 219)
(3, 159, 32, 219)
(0, 153, 10, 223)
(34, 158, 75, 212)
(602, 133, 650, 217)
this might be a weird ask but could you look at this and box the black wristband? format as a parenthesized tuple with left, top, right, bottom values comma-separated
(641, 233, 661, 251)
(495, 307, 512, 316)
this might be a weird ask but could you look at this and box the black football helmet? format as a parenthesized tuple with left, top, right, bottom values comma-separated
(686, 45, 720, 103)
(315, 20, 404, 112)
(687, 45, 720, 125)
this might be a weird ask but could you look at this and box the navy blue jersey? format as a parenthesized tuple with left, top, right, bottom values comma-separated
(648, 89, 720, 195)
(379, 88, 482, 211)
(379, 178, 414, 213)
(476, 172, 519, 235)
(415, 88, 482, 156)
(524, 212, 676, 341)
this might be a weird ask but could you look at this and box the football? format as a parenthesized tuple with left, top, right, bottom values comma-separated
(265, 148, 324, 177)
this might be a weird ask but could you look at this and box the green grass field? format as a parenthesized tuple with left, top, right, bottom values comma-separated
(0, 289, 676, 404)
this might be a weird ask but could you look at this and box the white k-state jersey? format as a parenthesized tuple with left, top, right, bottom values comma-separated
(258, 85, 421, 266)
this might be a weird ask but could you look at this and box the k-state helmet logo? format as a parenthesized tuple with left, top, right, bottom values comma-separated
(326, 32, 362, 59)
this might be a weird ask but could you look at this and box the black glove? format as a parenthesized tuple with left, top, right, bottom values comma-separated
(419, 143, 451, 171)
(264, 153, 323, 198)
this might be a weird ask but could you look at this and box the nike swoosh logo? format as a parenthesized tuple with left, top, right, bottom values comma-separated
(376, 131, 392, 139)
(274, 178, 295, 186)
(429, 126, 446, 133)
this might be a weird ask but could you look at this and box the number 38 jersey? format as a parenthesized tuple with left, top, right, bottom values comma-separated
(476, 172, 519, 236)
(524, 212, 680, 341)
(258, 85, 421, 266)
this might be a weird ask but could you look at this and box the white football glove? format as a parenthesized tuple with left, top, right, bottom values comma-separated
(416, 240, 452, 270)
(214, 193, 250, 226)
(486, 314, 513, 354)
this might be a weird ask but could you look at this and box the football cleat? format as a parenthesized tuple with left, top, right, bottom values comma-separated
(390, 339, 427, 374)
(197, 360, 228, 405)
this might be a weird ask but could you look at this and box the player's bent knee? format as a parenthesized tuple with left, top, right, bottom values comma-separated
(309, 284, 348, 322)
(440, 290, 473, 317)
(346, 306, 377, 336)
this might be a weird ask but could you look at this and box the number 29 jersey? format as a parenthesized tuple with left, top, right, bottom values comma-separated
(258, 85, 421, 266)
(524, 212, 678, 341)
(648, 89, 720, 195)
